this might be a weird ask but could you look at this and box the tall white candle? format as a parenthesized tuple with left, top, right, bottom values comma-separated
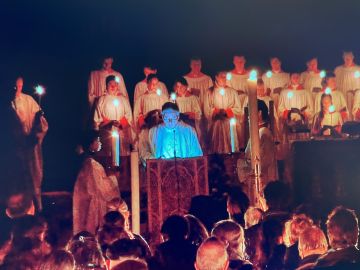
(230, 117, 236, 153)
(111, 127, 120, 167)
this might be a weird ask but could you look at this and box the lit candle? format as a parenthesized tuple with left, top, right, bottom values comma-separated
(287, 91, 294, 99)
(226, 72, 232, 81)
(354, 71, 360, 79)
(170, 92, 177, 102)
(115, 76, 121, 83)
(156, 88, 162, 96)
(329, 105, 336, 113)
(325, 87, 332, 95)
(320, 70, 326, 78)
(229, 117, 236, 153)
(34, 85, 45, 106)
(266, 70, 272, 78)
(219, 88, 225, 96)
(248, 69, 258, 91)
(111, 127, 120, 167)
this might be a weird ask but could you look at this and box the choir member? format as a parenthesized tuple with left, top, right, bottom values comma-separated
(172, 78, 202, 138)
(133, 65, 168, 104)
(133, 74, 169, 131)
(278, 73, 314, 123)
(244, 100, 278, 184)
(11, 77, 48, 211)
(314, 75, 348, 121)
(312, 94, 343, 136)
(334, 51, 360, 119)
(183, 58, 213, 107)
(149, 102, 203, 159)
(73, 130, 120, 234)
(226, 55, 249, 107)
(300, 58, 324, 93)
(93, 75, 134, 156)
(262, 57, 290, 108)
(204, 71, 243, 153)
(88, 56, 128, 107)
(352, 90, 360, 121)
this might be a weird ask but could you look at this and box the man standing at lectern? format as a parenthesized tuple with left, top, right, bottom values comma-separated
(149, 102, 203, 159)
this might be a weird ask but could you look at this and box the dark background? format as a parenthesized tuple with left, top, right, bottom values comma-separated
(1, 0, 360, 191)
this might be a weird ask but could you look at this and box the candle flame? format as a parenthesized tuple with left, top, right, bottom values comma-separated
(35, 85, 45, 95)
(156, 88, 162, 96)
(320, 70, 326, 78)
(230, 117, 236, 126)
(111, 130, 119, 138)
(170, 92, 177, 101)
(226, 72, 232, 81)
(354, 71, 360, 79)
(329, 105, 335, 113)
(287, 91, 294, 99)
(249, 69, 258, 81)
(113, 99, 119, 107)
(266, 70, 273, 78)
(325, 87, 332, 95)
(115, 76, 120, 83)
(219, 88, 225, 96)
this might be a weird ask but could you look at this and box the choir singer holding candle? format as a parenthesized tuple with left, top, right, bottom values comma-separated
(94, 75, 134, 157)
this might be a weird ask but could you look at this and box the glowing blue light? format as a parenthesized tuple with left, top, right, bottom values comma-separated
(325, 87, 332, 95)
(219, 88, 225, 96)
(230, 117, 236, 126)
(35, 85, 45, 95)
(113, 98, 119, 107)
(249, 69, 258, 81)
(111, 130, 119, 138)
(156, 88, 162, 96)
(354, 71, 360, 79)
(170, 92, 177, 101)
(115, 76, 120, 83)
(320, 70, 326, 78)
(226, 72, 232, 81)
(266, 70, 273, 78)
(287, 91, 294, 99)
(329, 105, 336, 113)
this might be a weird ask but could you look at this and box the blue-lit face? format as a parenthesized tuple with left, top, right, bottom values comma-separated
(162, 108, 179, 129)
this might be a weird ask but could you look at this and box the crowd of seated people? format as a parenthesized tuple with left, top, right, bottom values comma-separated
(0, 180, 359, 270)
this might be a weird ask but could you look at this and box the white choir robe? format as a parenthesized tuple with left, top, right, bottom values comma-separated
(73, 157, 120, 234)
(242, 126, 278, 184)
(133, 90, 169, 130)
(227, 72, 249, 108)
(335, 65, 360, 118)
(204, 86, 243, 153)
(278, 87, 314, 120)
(12, 93, 48, 209)
(88, 69, 128, 106)
(149, 122, 203, 159)
(314, 90, 348, 120)
(300, 71, 324, 93)
(174, 94, 202, 140)
(312, 111, 343, 135)
(134, 80, 168, 104)
(183, 75, 213, 108)
(352, 90, 360, 121)
(262, 71, 290, 108)
(94, 94, 134, 156)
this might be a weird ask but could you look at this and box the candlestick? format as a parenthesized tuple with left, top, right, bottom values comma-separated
(230, 117, 236, 153)
(111, 127, 120, 167)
